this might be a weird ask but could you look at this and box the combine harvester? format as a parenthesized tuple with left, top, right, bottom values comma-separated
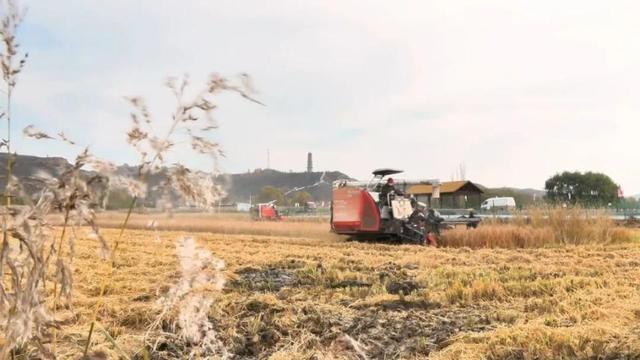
(250, 172, 326, 221)
(331, 169, 480, 244)
(251, 203, 284, 221)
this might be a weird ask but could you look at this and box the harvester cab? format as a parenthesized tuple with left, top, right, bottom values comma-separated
(367, 169, 413, 221)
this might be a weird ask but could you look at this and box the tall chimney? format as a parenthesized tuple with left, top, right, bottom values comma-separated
(307, 152, 313, 173)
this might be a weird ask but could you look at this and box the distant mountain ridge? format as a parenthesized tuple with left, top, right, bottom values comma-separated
(0, 153, 81, 195)
(0, 154, 352, 205)
(0, 154, 555, 207)
(217, 168, 352, 203)
(480, 185, 546, 197)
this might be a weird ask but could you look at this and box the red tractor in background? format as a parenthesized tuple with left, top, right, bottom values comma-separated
(251, 203, 284, 221)
(330, 169, 478, 244)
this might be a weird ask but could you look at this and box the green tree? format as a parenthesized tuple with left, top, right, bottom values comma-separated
(106, 188, 135, 210)
(545, 171, 619, 207)
(258, 185, 285, 204)
(290, 191, 312, 206)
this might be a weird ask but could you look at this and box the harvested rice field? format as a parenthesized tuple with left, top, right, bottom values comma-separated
(45, 214, 640, 359)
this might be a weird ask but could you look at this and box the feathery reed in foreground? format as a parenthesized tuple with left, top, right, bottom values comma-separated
(0, 2, 258, 352)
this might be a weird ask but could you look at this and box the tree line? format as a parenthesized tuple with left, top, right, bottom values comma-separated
(544, 171, 622, 207)
(254, 171, 635, 210)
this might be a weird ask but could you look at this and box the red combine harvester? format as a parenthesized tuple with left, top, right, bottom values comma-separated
(251, 203, 284, 221)
(331, 169, 477, 244)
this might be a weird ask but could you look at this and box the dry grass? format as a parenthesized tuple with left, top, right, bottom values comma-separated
(441, 225, 634, 249)
(442, 207, 637, 248)
(45, 215, 640, 359)
(48, 211, 336, 240)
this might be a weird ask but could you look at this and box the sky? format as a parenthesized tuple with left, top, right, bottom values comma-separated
(7, 0, 640, 193)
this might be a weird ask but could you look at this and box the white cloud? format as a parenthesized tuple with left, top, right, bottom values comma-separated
(7, 0, 640, 193)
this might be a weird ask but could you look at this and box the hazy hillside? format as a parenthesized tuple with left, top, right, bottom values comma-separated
(0, 154, 550, 207)
(0, 153, 77, 194)
(217, 169, 352, 203)
(0, 154, 352, 206)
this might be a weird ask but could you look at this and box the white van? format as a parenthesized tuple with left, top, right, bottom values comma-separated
(481, 197, 516, 211)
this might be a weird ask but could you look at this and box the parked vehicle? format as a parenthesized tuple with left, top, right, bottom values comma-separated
(304, 201, 317, 213)
(481, 197, 516, 211)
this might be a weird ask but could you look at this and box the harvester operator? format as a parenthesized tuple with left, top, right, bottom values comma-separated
(380, 178, 403, 206)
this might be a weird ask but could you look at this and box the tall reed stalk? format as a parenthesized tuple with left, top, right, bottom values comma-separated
(82, 74, 261, 355)
(0, 2, 260, 356)
(0, 0, 26, 207)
